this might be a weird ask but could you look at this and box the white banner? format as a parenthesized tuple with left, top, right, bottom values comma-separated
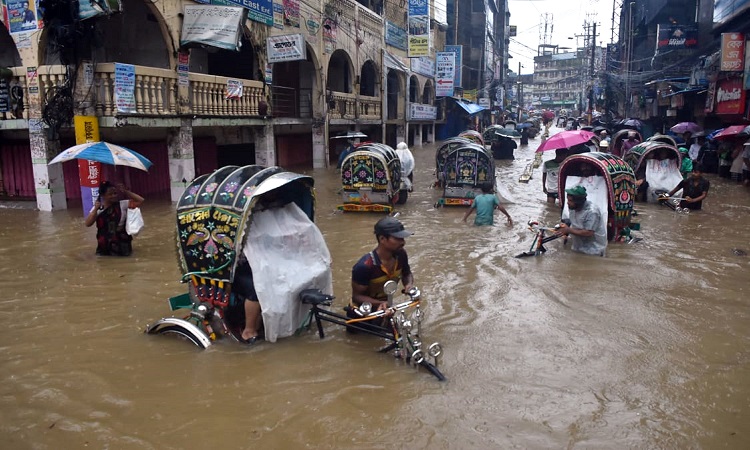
(180, 5, 244, 51)
(436, 52, 455, 97)
(267, 34, 307, 63)
(409, 103, 437, 120)
(410, 56, 434, 78)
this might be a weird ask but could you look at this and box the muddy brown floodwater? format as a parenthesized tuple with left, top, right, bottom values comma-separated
(1, 127, 749, 449)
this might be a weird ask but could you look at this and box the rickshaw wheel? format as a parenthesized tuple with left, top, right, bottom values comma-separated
(396, 190, 408, 204)
(153, 325, 211, 349)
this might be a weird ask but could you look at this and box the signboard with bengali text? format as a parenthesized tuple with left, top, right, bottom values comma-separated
(720, 32, 745, 71)
(266, 33, 306, 63)
(436, 52, 455, 97)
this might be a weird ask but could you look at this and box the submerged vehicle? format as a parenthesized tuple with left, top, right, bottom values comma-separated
(145, 168, 445, 379)
(434, 141, 496, 207)
(146, 165, 331, 347)
(339, 143, 403, 212)
(558, 152, 637, 242)
(610, 129, 643, 157)
(458, 130, 485, 146)
(623, 141, 682, 202)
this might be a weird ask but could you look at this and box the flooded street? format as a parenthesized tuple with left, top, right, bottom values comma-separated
(1, 129, 749, 449)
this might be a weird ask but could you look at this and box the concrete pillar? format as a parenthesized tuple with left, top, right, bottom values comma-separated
(413, 123, 422, 147)
(31, 130, 66, 210)
(26, 65, 66, 211)
(167, 118, 195, 202)
(426, 124, 435, 143)
(312, 122, 327, 168)
(396, 124, 405, 145)
(254, 123, 276, 167)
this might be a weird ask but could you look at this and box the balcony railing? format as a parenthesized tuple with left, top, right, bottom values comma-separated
(2, 64, 266, 120)
(328, 92, 356, 120)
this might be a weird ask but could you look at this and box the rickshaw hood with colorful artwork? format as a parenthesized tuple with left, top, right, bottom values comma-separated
(442, 143, 495, 189)
(624, 141, 682, 174)
(558, 152, 636, 238)
(341, 143, 402, 193)
(176, 165, 316, 284)
(435, 137, 474, 183)
(458, 130, 485, 146)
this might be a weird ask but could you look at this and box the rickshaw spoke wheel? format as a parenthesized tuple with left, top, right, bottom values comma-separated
(154, 325, 210, 349)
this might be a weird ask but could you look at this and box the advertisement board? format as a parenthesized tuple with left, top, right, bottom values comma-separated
(385, 21, 407, 51)
(409, 103, 437, 120)
(720, 32, 745, 71)
(445, 45, 462, 88)
(655, 24, 698, 50)
(410, 57, 434, 78)
(715, 76, 746, 114)
(407, 0, 430, 57)
(181, 5, 244, 51)
(436, 52, 455, 97)
(193, 0, 273, 26)
(267, 34, 307, 63)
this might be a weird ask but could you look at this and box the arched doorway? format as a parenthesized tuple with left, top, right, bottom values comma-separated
(386, 69, 402, 120)
(360, 60, 378, 97)
(422, 80, 434, 105)
(272, 43, 319, 118)
(409, 75, 420, 103)
(326, 49, 354, 93)
(0, 27, 22, 67)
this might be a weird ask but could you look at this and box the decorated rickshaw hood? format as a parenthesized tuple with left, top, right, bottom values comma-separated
(176, 166, 315, 283)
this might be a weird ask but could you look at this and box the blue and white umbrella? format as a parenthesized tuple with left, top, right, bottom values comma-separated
(48, 141, 153, 171)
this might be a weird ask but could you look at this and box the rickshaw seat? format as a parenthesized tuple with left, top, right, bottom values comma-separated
(299, 289, 334, 306)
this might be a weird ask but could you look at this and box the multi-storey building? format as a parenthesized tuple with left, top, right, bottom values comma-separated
(532, 46, 585, 112)
(0, 0, 446, 210)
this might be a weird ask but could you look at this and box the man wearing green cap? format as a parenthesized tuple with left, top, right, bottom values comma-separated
(556, 185, 606, 256)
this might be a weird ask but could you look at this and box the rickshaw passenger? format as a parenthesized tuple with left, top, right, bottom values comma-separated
(396, 142, 415, 183)
(620, 131, 640, 155)
(351, 217, 414, 314)
(462, 182, 513, 226)
(234, 257, 262, 345)
(556, 186, 606, 256)
(543, 149, 566, 204)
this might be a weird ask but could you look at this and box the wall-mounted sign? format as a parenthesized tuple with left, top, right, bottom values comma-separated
(720, 32, 745, 71)
(181, 5, 244, 51)
(267, 33, 307, 63)
(509, 25, 517, 37)
(445, 45, 462, 88)
(410, 57, 434, 78)
(0, 79, 9, 113)
(193, 0, 273, 26)
(114, 63, 136, 113)
(715, 75, 746, 114)
(273, 2, 284, 29)
(407, 0, 430, 57)
(283, 0, 299, 28)
(5, 0, 40, 33)
(409, 103, 437, 120)
(435, 51, 455, 97)
(385, 21, 407, 51)
(305, 17, 320, 35)
(656, 24, 698, 50)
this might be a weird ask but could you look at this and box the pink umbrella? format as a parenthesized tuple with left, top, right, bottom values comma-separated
(536, 130, 596, 152)
(670, 122, 701, 134)
(713, 125, 748, 140)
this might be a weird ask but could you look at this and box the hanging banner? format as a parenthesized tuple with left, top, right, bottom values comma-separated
(436, 51, 455, 97)
(445, 45, 462, 88)
(114, 63, 136, 114)
(745, 45, 750, 90)
(720, 32, 745, 71)
(410, 56, 434, 78)
(407, 0, 430, 57)
(74, 116, 102, 217)
(267, 33, 307, 63)
(181, 5, 244, 51)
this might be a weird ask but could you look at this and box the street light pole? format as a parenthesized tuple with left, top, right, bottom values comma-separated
(518, 61, 522, 120)
(625, 2, 635, 118)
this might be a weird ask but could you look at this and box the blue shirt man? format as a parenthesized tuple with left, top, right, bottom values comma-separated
(462, 183, 513, 226)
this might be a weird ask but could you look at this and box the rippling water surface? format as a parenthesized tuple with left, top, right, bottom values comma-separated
(1, 127, 749, 449)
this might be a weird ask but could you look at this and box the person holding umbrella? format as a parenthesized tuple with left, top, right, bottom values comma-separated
(84, 181, 144, 256)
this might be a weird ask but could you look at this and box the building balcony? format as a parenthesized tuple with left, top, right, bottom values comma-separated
(327, 92, 381, 121)
(1, 63, 267, 128)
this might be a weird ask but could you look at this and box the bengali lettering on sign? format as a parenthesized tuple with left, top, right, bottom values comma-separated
(715, 76, 746, 114)
(720, 32, 745, 71)
(407, 0, 430, 57)
(385, 21, 407, 51)
(409, 103, 437, 120)
(435, 51, 455, 97)
(266, 34, 307, 62)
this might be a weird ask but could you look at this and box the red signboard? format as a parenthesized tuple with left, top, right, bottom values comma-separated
(720, 33, 745, 71)
(715, 76, 746, 115)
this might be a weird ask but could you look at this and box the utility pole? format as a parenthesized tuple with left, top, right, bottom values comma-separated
(588, 21, 596, 124)
(517, 61, 522, 120)
(625, 2, 635, 118)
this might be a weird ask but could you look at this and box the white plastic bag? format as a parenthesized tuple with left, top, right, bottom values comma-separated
(126, 207, 144, 236)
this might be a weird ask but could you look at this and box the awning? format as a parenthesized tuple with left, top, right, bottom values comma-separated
(450, 97, 487, 115)
(665, 86, 707, 97)
(384, 50, 408, 73)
